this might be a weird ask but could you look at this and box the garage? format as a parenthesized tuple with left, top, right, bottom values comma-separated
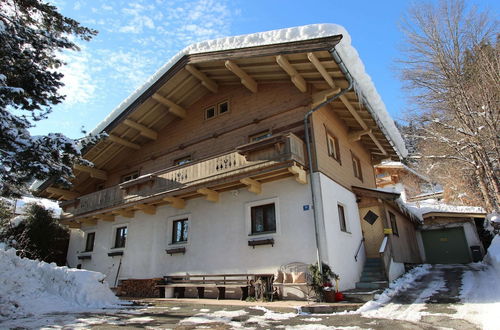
(421, 227, 471, 264)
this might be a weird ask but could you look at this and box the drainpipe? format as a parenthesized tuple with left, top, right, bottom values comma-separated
(304, 48, 354, 274)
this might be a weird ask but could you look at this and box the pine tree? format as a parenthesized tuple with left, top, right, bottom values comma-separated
(0, 203, 69, 265)
(0, 0, 98, 197)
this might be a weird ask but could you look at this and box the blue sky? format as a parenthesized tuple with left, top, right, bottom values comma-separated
(33, 0, 498, 138)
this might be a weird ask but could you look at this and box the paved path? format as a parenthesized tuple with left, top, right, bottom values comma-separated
(1, 265, 484, 329)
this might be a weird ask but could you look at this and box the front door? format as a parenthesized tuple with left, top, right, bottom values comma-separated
(359, 208, 385, 258)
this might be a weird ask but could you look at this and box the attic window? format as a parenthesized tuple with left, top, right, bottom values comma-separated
(205, 106, 216, 119)
(218, 101, 229, 114)
(351, 153, 363, 181)
(121, 171, 139, 183)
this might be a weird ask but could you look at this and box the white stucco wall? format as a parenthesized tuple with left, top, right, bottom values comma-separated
(314, 173, 365, 291)
(67, 177, 319, 285)
(388, 258, 405, 282)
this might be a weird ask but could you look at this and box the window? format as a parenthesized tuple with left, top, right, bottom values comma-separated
(174, 156, 191, 166)
(218, 101, 229, 115)
(205, 106, 216, 119)
(326, 132, 341, 163)
(338, 204, 347, 232)
(121, 171, 139, 183)
(251, 203, 276, 234)
(351, 153, 363, 181)
(389, 211, 399, 236)
(204, 100, 229, 120)
(84, 232, 95, 252)
(172, 219, 188, 243)
(249, 131, 272, 142)
(114, 226, 127, 248)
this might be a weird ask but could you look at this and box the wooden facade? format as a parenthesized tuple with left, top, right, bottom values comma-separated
(35, 35, 404, 233)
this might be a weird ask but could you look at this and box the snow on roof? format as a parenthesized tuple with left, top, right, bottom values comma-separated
(89, 23, 407, 158)
(376, 161, 431, 182)
(404, 199, 485, 219)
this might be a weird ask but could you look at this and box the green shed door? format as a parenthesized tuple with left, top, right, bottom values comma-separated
(422, 227, 471, 264)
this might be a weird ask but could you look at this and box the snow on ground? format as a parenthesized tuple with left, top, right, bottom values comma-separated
(454, 235, 500, 330)
(357, 264, 431, 314)
(0, 245, 122, 323)
(179, 309, 248, 328)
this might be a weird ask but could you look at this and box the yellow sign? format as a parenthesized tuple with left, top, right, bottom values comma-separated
(383, 228, 393, 235)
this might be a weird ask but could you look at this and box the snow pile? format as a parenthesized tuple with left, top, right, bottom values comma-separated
(0, 245, 121, 321)
(179, 309, 248, 327)
(455, 235, 500, 330)
(404, 199, 485, 220)
(357, 264, 431, 313)
(89, 23, 406, 158)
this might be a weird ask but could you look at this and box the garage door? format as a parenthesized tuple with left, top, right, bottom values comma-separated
(421, 227, 471, 264)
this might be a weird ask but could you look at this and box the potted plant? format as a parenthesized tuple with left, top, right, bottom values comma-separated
(308, 262, 339, 302)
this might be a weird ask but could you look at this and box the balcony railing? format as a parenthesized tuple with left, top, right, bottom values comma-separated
(65, 133, 306, 217)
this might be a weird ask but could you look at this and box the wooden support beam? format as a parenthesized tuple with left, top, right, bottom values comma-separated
(134, 204, 156, 215)
(185, 64, 218, 93)
(224, 60, 258, 93)
(197, 188, 219, 202)
(288, 164, 307, 185)
(67, 222, 81, 229)
(112, 209, 135, 218)
(308, 52, 388, 156)
(348, 129, 372, 142)
(123, 119, 158, 140)
(46, 187, 79, 200)
(80, 218, 97, 226)
(152, 93, 187, 118)
(276, 55, 307, 93)
(95, 214, 115, 222)
(240, 178, 262, 194)
(312, 88, 341, 107)
(108, 134, 141, 150)
(73, 164, 108, 180)
(163, 196, 185, 209)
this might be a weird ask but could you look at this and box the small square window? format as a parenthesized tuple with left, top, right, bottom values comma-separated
(389, 211, 399, 236)
(338, 204, 347, 232)
(218, 101, 229, 115)
(326, 132, 341, 164)
(121, 171, 139, 183)
(85, 232, 95, 252)
(174, 156, 191, 166)
(251, 203, 276, 234)
(249, 131, 272, 142)
(114, 226, 127, 248)
(172, 219, 188, 243)
(205, 106, 216, 119)
(351, 153, 363, 181)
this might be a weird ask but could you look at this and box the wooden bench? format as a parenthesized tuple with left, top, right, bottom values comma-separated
(157, 274, 273, 300)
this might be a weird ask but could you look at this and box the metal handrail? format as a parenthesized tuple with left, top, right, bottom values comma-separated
(354, 237, 365, 261)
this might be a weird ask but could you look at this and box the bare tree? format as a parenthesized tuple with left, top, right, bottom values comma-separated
(398, 0, 499, 212)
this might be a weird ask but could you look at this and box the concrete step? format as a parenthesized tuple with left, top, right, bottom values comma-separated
(360, 275, 386, 282)
(362, 266, 384, 273)
(365, 258, 383, 265)
(355, 281, 389, 290)
(342, 288, 382, 303)
(361, 269, 384, 276)
(300, 303, 363, 314)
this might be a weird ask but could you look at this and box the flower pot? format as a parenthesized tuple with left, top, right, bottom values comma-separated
(335, 292, 344, 301)
(324, 290, 336, 302)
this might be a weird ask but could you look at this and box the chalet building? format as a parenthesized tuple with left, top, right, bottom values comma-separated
(34, 24, 421, 298)
(374, 161, 487, 264)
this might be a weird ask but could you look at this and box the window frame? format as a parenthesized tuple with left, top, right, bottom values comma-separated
(337, 203, 348, 233)
(204, 105, 216, 120)
(113, 226, 128, 249)
(388, 211, 399, 236)
(173, 155, 192, 166)
(171, 218, 189, 244)
(351, 152, 363, 181)
(250, 203, 276, 235)
(204, 99, 230, 120)
(246, 198, 280, 237)
(84, 232, 95, 252)
(217, 100, 229, 115)
(249, 130, 272, 143)
(326, 130, 341, 164)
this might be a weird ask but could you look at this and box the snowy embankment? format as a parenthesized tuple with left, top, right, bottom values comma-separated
(0, 244, 122, 321)
(455, 235, 500, 330)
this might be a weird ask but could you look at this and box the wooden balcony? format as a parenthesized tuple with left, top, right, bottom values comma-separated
(63, 133, 306, 219)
